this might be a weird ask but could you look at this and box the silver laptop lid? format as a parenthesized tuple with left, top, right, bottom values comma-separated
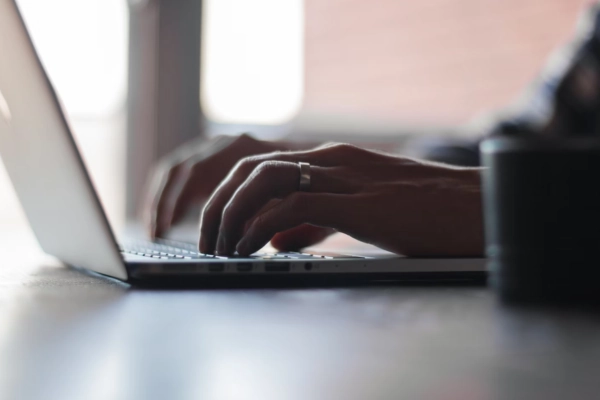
(0, 0, 127, 280)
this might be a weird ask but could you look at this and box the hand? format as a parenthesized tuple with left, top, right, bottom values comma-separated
(144, 133, 329, 249)
(199, 143, 484, 257)
(144, 134, 276, 238)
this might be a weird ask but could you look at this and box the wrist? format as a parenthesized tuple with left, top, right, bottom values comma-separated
(458, 168, 485, 256)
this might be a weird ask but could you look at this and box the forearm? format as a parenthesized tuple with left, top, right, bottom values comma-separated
(453, 168, 485, 256)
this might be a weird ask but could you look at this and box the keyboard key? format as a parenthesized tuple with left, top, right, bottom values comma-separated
(120, 238, 351, 261)
(259, 256, 291, 260)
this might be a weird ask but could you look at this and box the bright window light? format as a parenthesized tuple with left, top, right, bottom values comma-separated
(15, 0, 128, 118)
(201, 0, 304, 125)
(2, 0, 129, 227)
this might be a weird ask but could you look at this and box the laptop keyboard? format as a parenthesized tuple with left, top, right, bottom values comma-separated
(120, 238, 338, 260)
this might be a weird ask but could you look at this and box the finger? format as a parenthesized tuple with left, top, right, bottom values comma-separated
(217, 161, 356, 255)
(236, 192, 352, 256)
(169, 152, 244, 228)
(142, 165, 166, 236)
(158, 135, 255, 233)
(199, 144, 363, 253)
(271, 225, 336, 251)
(143, 142, 214, 237)
(167, 167, 201, 227)
(145, 163, 185, 239)
(162, 170, 202, 234)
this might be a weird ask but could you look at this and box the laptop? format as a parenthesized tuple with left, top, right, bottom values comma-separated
(0, 0, 485, 286)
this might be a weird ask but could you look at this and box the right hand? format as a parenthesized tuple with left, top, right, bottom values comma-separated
(198, 143, 483, 257)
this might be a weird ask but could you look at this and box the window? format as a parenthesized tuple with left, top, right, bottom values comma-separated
(201, 0, 304, 125)
(201, 0, 585, 136)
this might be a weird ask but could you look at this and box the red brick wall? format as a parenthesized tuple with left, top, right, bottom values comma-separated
(303, 0, 588, 125)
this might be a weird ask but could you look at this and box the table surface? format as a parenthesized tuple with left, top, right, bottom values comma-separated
(1, 228, 600, 400)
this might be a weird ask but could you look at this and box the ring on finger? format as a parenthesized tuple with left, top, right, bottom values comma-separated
(298, 162, 311, 192)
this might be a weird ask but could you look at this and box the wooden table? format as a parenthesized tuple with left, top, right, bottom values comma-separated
(1, 228, 600, 400)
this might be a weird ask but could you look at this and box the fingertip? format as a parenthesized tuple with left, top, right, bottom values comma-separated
(235, 237, 251, 257)
(199, 235, 207, 254)
(152, 221, 163, 239)
(270, 229, 306, 251)
(269, 234, 293, 251)
(155, 212, 175, 239)
(149, 222, 158, 240)
(216, 234, 227, 256)
(271, 225, 333, 251)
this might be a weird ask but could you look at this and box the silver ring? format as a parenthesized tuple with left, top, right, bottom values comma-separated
(298, 162, 311, 192)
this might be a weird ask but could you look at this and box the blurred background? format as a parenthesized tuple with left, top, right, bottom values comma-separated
(0, 0, 588, 236)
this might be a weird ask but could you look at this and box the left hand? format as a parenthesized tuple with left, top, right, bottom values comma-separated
(143, 134, 280, 239)
(199, 143, 484, 257)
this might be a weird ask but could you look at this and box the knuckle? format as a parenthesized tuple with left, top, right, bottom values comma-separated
(179, 163, 195, 178)
(251, 213, 268, 231)
(316, 141, 338, 149)
(236, 132, 256, 144)
(164, 163, 183, 179)
(319, 142, 358, 157)
(186, 157, 204, 174)
(333, 143, 358, 153)
(253, 160, 280, 178)
(156, 153, 182, 172)
(236, 156, 260, 174)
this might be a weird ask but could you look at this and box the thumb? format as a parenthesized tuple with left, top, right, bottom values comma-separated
(270, 224, 335, 251)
